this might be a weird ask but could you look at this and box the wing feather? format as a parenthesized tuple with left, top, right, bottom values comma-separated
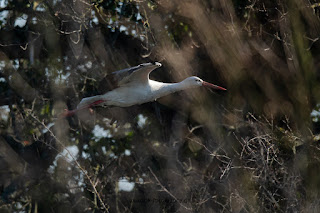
(98, 62, 161, 93)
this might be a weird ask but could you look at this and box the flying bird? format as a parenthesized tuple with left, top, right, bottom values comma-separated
(63, 62, 226, 117)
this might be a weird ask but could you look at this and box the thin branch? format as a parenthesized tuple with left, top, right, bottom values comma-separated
(148, 167, 193, 211)
(29, 112, 110, 213)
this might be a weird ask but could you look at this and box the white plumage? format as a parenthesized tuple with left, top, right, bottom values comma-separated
(63, 62, 226, 117)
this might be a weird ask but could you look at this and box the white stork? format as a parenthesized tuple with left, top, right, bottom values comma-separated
(62, 62, 226, 117)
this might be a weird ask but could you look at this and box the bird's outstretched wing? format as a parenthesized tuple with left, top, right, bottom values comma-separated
(98, 62, 162, 93)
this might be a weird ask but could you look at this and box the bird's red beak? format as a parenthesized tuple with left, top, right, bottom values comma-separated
(202, 81, 227, 91)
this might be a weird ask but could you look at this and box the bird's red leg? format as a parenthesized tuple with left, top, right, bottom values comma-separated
(88, 100, 105, 107)
(59, 109, 78, 118)
(60, 100, 105, 118)
(88, 100, 105, 115)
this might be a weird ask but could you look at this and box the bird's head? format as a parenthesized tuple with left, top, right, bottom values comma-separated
(183, 76, 227, 91)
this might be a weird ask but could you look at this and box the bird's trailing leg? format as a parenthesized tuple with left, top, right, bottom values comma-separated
(60, 100, 105, 118)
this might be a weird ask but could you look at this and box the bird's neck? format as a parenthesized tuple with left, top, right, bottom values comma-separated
(150, 80, 189, 99)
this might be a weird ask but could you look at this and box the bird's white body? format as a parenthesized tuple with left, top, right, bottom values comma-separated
(77, 79, 201, 108)
(63, 62, 226, 117)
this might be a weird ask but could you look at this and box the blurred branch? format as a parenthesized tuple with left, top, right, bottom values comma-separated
(29, 112, 110, 212)
(0, 137, 28, 185)
(249, 40, 289, 77)
(148, 166, 193, 211)
(0, 52, 38, 103)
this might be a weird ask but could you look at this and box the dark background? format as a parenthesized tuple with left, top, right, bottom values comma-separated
(0, 0, 320, 212)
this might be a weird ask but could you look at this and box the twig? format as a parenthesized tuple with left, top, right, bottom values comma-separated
(148, 167, 193, 211)
(29, 112, 110, 212)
